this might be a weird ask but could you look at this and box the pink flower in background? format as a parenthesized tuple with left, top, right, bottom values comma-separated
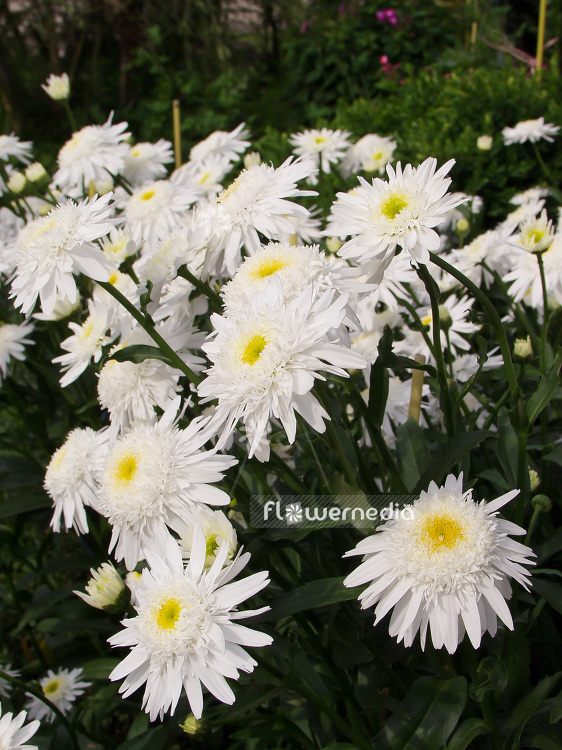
(377, 8, 399, 25)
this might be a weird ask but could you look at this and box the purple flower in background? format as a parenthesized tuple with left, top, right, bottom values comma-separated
(338, 3, 347, 14)
(377, 8, 399, 25)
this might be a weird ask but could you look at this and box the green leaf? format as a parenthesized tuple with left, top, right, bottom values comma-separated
(115, 725, 169, 750)
(0, 494, 51, 518)
(469, 655, 508, 702)
(532, 579, 562, 615)
(446, 718, 489, 750)
(543, 445, 562, 467)
(80, 658, 121, 680)
(377, 325, 437, 377)
(396, 419, 431, 491)
(535, 528, 562, 564)
(109, 345, 173, 366)
(368, 357, 389, 428)
(254, 577, 362, 622)
(414, 430, 493, 493)
(497, 407, 518, 488)
(527, 348, 562, 427)
(374, 676, 467, 750)
(499, 672, 561, 749)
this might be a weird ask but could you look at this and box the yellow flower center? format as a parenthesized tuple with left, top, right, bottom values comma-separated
(380, 192, 408, 220)
(108, 271, 120, 285)
(250, 257, 289, 279)
(198, 171, 211, 185)
(373, 151, 383, 161)
(44, 678, 60, 695)
(156, 598, 182, 630)
(205, 534, 219, 559)
(420, 512, 465, 553)
(241, 334, 268, 365)
(131, 147, 141, 157)
(217, 174, 242, 203)
(114, 454, 137, 484)
(420, 314, 432, 327)
(141, 189, 155, 201)
(314, 136, 327, 145)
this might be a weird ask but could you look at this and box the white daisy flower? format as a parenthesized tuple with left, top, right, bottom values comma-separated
(510, 186, 550, 206)
(42, 72, 70, 100)
(99, 226, 138, 267)
(289, 128, 351, 184)
(344, 474, 535, 654)
(97, 400, 236, 569)
(10, 194, 114, 316)
(327, 157, 465, 265)
(172, 154, 232, 199)
(275, 206, 323, 245)
(0, 705, 40, 750)
(518, 209, 554, 253)
(53, 299, 115, 387)
(0, 321, 34, 383)
(121, 140, 174, 186)
(221, 241, 363, 316)
(0, 134, 33, 164)
(74, 562, 126, 611)
(502, 117, 560, 145)
(199, 157, 317, 276)
(108, 531, 271, 721)
(33, 293, 81, 322)
(198, 278, 366, 460)
(124, 179, 196, 246)
(44, 427, 109, 534)
(505, 236, 562, 309)
(25, 668, 91, 723)
(53, 114, 130, 193)
(341, 133, 397, 177)
(179, 509, 238, 569)
(0, 665, 20, 698)
(189, 123, 250, 164)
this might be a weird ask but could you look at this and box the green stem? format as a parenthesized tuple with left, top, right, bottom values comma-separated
(0, 670, 81, 750)
(98, 281, 201, 386)
(63, 100, 77, 133)
(536, 251, 549, 375)
(177, 266, 223, 310)
(314, 382, 358, 488)
(429, 252, 518, 398)
(532, 142, 558, 190)
(416, 264, 456, 437)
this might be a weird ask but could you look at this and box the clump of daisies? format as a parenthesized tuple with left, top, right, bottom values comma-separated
(344, 474, 535, 654)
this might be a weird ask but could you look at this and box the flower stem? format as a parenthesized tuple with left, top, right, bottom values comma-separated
(97, 281, 201, 385)
(429, 252, 518, 398)
(416, 264, 456, 437)
(177, 265, 223, 310)
(536, 251, 549, 375)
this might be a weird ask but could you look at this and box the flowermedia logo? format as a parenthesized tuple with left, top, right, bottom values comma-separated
(250, 494, 417, 529)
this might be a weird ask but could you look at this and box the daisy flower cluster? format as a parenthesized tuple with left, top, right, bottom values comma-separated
(0, 96, 552, 739)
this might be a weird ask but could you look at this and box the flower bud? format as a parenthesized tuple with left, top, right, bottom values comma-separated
(7, 171, 26, 194)
(180, 714, 201, 734)
(532, 494, 552, 512)
(326, 236, 343, 253)
(529, 468, 540, 492)
(456, 217, 469, 235)
(477, 135, 493, 150)
(243, 151, 261, 169)
(514, 336, 533, 359)
(25, 162, 48, 183)
(74, 562, 126, 611)
(42, 73, 70, 100)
